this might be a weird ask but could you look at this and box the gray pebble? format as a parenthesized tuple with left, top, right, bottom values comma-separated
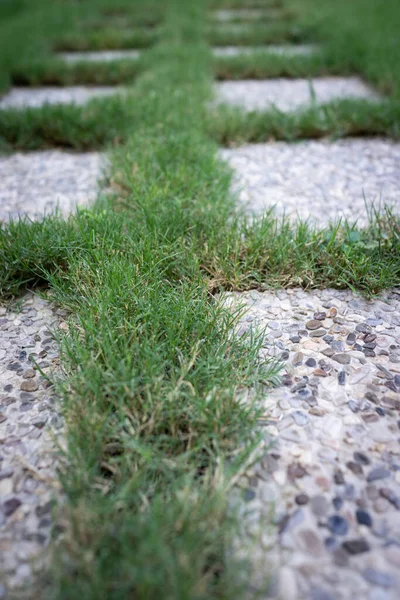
(367, 467, 391, 482)
(333, 353, 351, 365)
(362, 568, 394, 588)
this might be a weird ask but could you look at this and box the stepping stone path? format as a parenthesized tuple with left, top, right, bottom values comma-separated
(1, 7, 399, 600)
(220, 138, 400, 226)
(0, 151, 105, 221)
(0, 295, 67, 595)
(59, 49, 141, 63)
(0, 126, 105, 598)
(224, 288, 400, 599)
(214, 9, 276, 22)
(213, 8, 400, 599)
(0, 86, 122, 109)
(215, 77, 380, 113)
(213, 44, 317, 57)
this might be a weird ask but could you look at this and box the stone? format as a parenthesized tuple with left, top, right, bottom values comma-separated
(0, 467, 14, 480)
(342, 538, 370, 554)
(291, 411, 309, 426)
(311, 495, 329, 517)
(347, 461, 363, 475)
(287, 463, 307, 479)
(295, 493, 309, 505)
(380, 488, 400, 509)
(305, 358, 317, 367)
(367, 467, 391, 482)
(333, 353, 351, 365)
(362, 568, 394, 588)
(356, 509, 373, 527)
(3, 497, 22, 517)
(327, 515, 349, 536)
(20, 379, 38, 392)
(332, 496, 343, 510)
(306, 320, 323, 330)
(354, 452, 371, 465)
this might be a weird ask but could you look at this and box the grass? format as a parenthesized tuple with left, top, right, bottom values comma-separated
(0, 0, 400, 598)
(53, 27, 157, 52)
(0, 95, 133, 152)
(213, 49, 336, 80)
(10, 57, 143, 87)
(207, 99, 400, 144)
(207, 20, 313, 46)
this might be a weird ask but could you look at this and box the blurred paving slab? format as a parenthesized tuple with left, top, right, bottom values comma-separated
(58, 49, 141, 63)
(224, 287, 400, 600)
(213, 9, 279, 21)
(213, 44, 317, 57)
(0, 151, 106, 222)
(220, 138, 400, 226)
(215, 77, 380, 112)
(0, 86, 122, 109)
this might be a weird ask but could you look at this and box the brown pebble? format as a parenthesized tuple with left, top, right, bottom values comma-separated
(346, 461, 363, 475)
(20, 380, 38, 392)
(292, 352, 303, 366)
(288, 463, 307, 479)
(313, 368, 329, 377)
(322, 348, 335, 357)
(23, 369, 36, 379)
(309, 407, 326, 417)
(361, 412, 380, 423)
(316, 476, 330, 491)
(329, 307, 338, 317)
(306, 320, 322, 330)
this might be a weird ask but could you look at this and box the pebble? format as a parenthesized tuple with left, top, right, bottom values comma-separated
(367, 467, 391, 482)
(354, 452, 371, 465)
(342, 539, 370, 554)
(311, 495, 329, 517)
(362, 568, 394, 588)
(356, 510, 373, 527)
(327, 515, 349, 535)
(333, 353, 351, 365)
(20, 380, 38, 393)
(295, 493, 309, 505)
(307, 320, 323, 330)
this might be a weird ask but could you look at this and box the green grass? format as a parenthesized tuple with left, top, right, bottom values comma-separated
(0, 95, 133, 152)
(10, 57, 142, 87)
(1, 0, 400, 598)
(207, 100, 400, 145)
(53, 27, 157, 52)
(207, 20, 313, 46)
(213, 49, 337, 80)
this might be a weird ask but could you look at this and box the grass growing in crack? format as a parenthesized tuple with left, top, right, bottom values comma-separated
(0, 95, 133, 152)
(207, 100, 400, 145)
(213, 49, 336, 80)
(10, 58, 143, 87)
(54, 27, 157, 52)
(207, 20, 313, 46)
